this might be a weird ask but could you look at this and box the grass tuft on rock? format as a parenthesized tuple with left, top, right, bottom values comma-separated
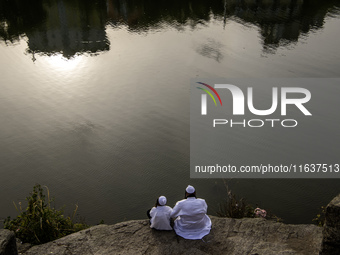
(216, 180, 281, 221)
(216, 183, 254, 218)
(4, 184, 89, 245)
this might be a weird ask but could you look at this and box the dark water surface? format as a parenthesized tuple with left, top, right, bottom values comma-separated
(1, 0, 340, 225)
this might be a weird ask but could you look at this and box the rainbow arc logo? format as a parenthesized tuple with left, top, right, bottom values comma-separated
(196, 82, 222, 115)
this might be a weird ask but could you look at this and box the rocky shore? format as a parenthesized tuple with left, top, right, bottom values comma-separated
(1, 194, 339, 255)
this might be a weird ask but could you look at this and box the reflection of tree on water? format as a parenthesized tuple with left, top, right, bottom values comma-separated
(107, 0, 219, 30)
(0, 0, 109, 59)
(26, 0, 109, 59)
(224, 0, 340, 52)
(107, 0, 340, 53)
(0, 0, 46, 44)
(0, 0, 339, 58)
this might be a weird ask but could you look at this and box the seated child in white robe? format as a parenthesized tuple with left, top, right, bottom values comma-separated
(147, 196, 172, 230)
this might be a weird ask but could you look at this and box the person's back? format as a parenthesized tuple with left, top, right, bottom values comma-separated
(171, 185, 211, 239)
(150, 205, 172, 230)
(148, 196, 172, 231)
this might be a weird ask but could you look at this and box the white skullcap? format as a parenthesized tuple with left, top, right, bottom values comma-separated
(186, 185, 195, 194)
(158, 196, 167, 206)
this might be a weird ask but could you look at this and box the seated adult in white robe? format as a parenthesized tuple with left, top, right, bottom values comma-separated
(149, 196, 173, 230)
(171, 185, 211, 239)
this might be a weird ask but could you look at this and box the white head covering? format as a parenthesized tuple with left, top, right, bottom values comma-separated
(186, 185, 195, 194)
(158, 196, 167, 206)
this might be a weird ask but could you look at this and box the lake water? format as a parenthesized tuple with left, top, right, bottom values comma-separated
(0, 0, 340, 225)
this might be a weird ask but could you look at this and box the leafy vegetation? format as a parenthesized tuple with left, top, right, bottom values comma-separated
(216, 180, 281, 221)
(216, 183, 254, 218)
(4, 184, 89, 245)
(313, 206, 326, 227)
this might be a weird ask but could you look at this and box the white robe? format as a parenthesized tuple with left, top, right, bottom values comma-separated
(150, 205, 173, 230)
(170, 197, 212, 239)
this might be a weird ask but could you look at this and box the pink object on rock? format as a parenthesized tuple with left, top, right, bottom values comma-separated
(254, 208, 267, 218)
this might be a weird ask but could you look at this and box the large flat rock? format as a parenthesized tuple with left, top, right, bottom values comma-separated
(24, 216, 322, 255)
